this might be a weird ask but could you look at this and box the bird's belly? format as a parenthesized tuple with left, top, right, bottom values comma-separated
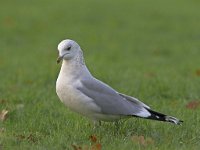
(56, 84, 101, 118)
(92, 113, 125, 121)
(56, 79, 126, 121)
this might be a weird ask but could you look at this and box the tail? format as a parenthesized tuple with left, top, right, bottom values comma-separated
(143, 109, 183, 125)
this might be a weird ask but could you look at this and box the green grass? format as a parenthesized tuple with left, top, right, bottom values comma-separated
(1, 0, 200, 149)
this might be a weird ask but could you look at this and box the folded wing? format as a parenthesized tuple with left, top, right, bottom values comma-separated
(77, 77, 151, 117)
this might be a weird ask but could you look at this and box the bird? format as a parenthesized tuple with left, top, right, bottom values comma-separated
(56, 39, 183, 125)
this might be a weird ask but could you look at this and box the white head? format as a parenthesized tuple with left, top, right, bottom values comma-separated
(57, 39, 82, 63)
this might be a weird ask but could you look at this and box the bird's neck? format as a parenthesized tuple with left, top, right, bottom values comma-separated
(59, 53, 91, 79)
(74, 50, 85, 66)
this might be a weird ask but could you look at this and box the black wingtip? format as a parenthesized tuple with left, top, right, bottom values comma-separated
(145, 109, 183, 125)
(176, 120, 184, 125)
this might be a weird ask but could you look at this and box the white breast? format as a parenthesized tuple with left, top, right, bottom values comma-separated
(56, 75, 101, 119)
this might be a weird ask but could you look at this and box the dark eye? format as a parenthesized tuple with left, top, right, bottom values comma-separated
(66, 46, 71, 51)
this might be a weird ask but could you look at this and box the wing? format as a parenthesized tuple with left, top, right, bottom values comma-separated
(76, 77, 150, 117)
(118, 93, 150, 109)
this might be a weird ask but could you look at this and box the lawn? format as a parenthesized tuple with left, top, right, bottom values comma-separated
(0, 0, 200, 149)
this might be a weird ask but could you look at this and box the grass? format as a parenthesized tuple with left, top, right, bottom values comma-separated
(0, 0, 200, 149)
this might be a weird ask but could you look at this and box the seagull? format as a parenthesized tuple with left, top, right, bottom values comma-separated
(56, 39, 183, 125)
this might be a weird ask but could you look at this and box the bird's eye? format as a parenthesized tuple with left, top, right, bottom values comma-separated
(66, 46, 71, 51)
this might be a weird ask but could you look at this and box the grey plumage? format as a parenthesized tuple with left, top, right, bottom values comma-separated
(56, 39, 183, 125)
(77, 78, 149, 116)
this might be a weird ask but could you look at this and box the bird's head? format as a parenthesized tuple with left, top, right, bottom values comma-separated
(57, 39, 81, 63)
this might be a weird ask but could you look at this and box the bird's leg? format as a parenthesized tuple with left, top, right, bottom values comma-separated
(99, 121, 102, 126)
(93, 120, 101, 129)
(115, 120, 119, 128)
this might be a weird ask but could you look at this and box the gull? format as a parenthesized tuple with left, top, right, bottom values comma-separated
(56, 39, 183, 125)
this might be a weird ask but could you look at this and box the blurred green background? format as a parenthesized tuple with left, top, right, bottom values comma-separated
(0, 0, 200, 149)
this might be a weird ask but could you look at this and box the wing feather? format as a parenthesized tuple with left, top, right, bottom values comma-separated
(77, 77, 150, 117)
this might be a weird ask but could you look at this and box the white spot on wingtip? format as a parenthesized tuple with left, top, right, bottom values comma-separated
(135, 109, 151, 118)
(165, 116, 182, 125)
